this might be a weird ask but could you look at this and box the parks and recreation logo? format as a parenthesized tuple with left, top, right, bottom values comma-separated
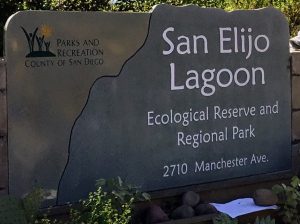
(22, 25, 56, 58)
(22, 25, 104, 68)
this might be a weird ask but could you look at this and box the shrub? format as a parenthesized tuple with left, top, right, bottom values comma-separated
(70, 186, 133, 224)
(272, 176, 300, 224)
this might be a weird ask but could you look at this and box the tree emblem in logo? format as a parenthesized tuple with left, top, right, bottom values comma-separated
(21, 25, 56, 57)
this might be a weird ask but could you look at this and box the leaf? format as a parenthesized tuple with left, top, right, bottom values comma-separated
(255, 216, 259, 224)
(291, 192, 298, 200)
(291, 176, 300, 188)
(117, 176, 123, 187)
(142, 192, 151, 201)
(96, 178, 106, 187)
(112, 190, 124, 201)
(272, 184, 283, 194)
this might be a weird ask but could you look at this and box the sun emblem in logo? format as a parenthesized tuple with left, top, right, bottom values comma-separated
(40, 24, 53, 38)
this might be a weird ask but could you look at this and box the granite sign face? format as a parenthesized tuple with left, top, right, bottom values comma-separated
(5, 5, 291, 205)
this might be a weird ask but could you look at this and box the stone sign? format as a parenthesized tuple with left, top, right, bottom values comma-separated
(5, 5, 291, 205)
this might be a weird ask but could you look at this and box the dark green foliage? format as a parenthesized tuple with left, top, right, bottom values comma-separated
(22, 189, 44, 223)
(0, 196, 27, 224)
(254, 216, 276, 224)
(96, 176, 151, 204)
(272, 176, 300, 224)
(67, 177, 149, 224)
(281, 1, 300, 36)
(213, 214, 276, 224)
(0, 189, 44, 224)
(213, 213, 238, 224)
(18, 0, 53, 10)
(0, 177, 147, 224)
(226, 0, 300, 36)
(105, 0, 227, 12)
(49, 0, 111, 11)
(70, 186, 133, 224)
(34, 177, 148, 224)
